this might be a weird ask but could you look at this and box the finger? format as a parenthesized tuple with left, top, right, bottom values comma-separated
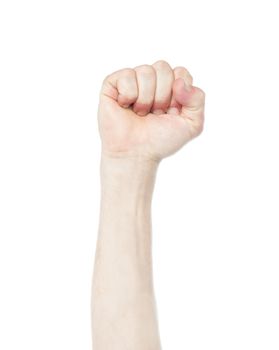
(100, 68, 138, 108)
(168, 66, 193, 114)
(173, 78, 205, 111)
(133, 65, 156, 116)
(172, 78, 205, 135)
(151, 60, 174, 115)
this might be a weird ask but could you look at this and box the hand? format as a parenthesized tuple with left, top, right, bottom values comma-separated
(98, 60, 205, 161)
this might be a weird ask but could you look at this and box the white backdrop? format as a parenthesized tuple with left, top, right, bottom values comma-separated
(0, 0, 278, 349)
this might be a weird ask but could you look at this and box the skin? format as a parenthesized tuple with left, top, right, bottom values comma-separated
(92, 60, 205, 349)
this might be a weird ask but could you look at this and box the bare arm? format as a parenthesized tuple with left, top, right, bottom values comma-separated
(92, 156, 161, 349)
(91, 60, 205, 350)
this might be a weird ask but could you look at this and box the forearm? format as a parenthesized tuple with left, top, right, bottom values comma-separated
(91, 155, 162, 350)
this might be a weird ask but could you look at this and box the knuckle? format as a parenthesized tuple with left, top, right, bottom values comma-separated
(193, 86, 206, 104)
(119, 68, 135, 78)
(102, 73, 112, 85)
(187, 73, 193, 84)
(103, 68, 134, 84)
(174, 66, 193, 83)
(153, 59, 171, 70)
(174, 66, 188, 74)
(197, 87, 206, 98)
(195, 86, 205, 97)
(135, 64, 155, 77)
(102, 68, 132, 84)
(118, 71, 136, 89)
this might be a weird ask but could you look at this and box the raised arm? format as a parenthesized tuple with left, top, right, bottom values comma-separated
(91, 60, 205, 350)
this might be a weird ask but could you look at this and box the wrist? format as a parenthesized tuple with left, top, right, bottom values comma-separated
(100, 153, 159, 201)
(100, 152, 160, 176)
(100, 147, 162, 163)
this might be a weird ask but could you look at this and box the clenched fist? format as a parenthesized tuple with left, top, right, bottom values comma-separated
(98, 60, 205, 161)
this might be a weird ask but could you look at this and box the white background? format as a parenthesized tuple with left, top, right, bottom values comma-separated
(0, 0, 278, 349)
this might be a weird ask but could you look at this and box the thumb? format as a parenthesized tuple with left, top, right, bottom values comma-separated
(172, 78, 205, 116)
(172, 77, 205, 136)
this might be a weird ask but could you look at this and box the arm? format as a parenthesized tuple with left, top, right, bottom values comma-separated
(92, 156, 161, 349)
(91, 60, 205, 350)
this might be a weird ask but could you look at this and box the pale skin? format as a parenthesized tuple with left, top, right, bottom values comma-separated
(91, 60, 205, 349)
